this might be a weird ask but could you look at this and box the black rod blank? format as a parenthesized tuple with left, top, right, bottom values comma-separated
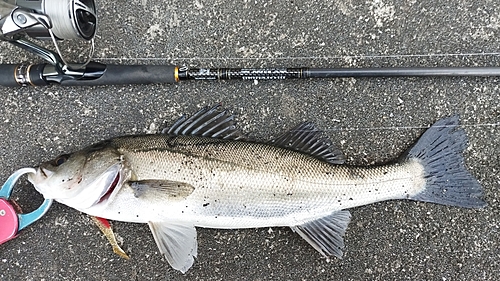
(178, 67, 500, 81)
(306, 67, 500, 78)
(2, 64, 500, 87)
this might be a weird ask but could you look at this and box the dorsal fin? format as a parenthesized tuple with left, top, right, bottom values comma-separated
(162, 105, 247, 140)
(272, 122, 345, 164)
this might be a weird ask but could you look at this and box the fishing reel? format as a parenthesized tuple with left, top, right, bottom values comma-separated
(0, 0, 96, 40)
(0, 0, 97, 83)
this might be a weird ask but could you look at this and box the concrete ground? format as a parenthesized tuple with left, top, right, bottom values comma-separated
(1, 0, 499, 280)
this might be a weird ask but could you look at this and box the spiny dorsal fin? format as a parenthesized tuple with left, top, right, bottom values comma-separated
(272, 122, 345, 164)
(162, 105, 247, 141)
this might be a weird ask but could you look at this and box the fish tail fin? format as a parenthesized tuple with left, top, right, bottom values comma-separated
(405, 115, 486, 208)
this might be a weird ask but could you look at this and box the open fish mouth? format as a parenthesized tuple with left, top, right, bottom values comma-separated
(98, 171, 121, 204)
(40, 167, 51, 178)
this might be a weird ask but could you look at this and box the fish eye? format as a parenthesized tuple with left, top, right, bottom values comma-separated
(54, 154, 70, 166)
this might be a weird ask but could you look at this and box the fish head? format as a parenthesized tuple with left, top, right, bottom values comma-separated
(28, 142, 128, 211)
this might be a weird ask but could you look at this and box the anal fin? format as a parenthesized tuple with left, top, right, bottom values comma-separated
(148, 221, 198, 273)
(291, 210, 351, 258)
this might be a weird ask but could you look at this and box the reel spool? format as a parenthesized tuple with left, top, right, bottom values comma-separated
(8, 0, 97, 40)
(0, 0, 97, 72)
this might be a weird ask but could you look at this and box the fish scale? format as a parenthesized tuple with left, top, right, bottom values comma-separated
(97, 134, 427, 228)
(28, 106, 486, 273)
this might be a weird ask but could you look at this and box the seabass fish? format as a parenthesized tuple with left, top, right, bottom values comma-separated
(28, 106, 486, 273)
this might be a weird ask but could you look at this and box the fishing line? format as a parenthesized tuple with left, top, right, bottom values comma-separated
(46, 0, 83, 40)
(95, 52, 500, 62)
(318, 123, 500, 132)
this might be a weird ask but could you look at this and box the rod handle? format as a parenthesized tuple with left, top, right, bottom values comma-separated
(60, 64, 178, 86)
(0, 64, 47, 86)
(0, 65, 18, 86)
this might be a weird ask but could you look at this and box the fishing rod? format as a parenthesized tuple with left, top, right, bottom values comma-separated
(1, 0, 500, 87)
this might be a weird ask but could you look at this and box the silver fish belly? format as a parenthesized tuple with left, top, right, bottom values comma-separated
(28, 105, 486, 273)
(98, 135, 426, 228)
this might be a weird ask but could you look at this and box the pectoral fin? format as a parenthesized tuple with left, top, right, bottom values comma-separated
(291, 210, 351, 258)
(148, 221, 198, 273)
(130, 180, 194, 199)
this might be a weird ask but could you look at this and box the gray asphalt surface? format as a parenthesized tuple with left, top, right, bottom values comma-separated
(1, 0, 499, 280)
